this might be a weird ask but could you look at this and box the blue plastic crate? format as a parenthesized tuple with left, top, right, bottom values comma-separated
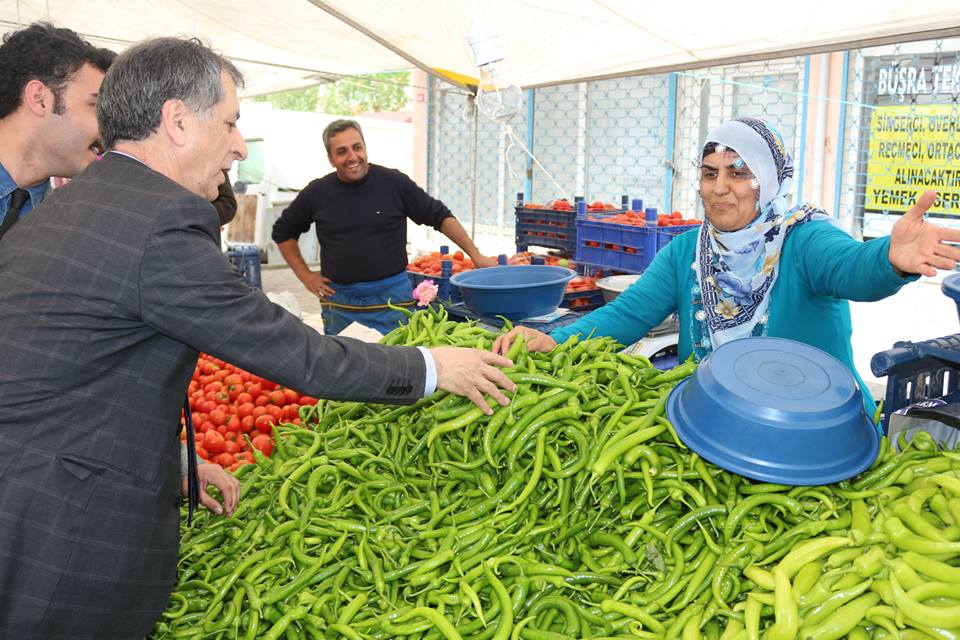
(226, 243, 262, 289)
(575, 212, 657, 274)
(562, 287, 604, 312)
(514, 206, 578, 253)
(871, 332, 960, 433)
(656, 223, 701, 251)
(407, 270, 462, 304)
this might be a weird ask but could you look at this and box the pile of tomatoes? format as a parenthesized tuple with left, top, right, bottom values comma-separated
(521, 199, 618, 212)
(656, 211, 701, 226)
(585, 210, 700, 227)
(407, 250, 475, 277)
(185, 353, 318, 471)
(506, 251, 573, 269)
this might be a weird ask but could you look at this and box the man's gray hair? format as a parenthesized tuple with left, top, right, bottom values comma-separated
(322, 119, 364, 156)
(97, 37, 243, 149)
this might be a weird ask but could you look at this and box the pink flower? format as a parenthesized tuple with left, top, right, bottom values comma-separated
(413, 279, 439, 307)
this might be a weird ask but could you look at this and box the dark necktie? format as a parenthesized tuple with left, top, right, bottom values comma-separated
(182, 399, 201, 524)
(0, 188, 29, 242)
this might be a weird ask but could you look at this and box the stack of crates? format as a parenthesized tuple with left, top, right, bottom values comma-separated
(406, 246, 463, 304)
(575, 199, 658, 274)
(515, 194, 629, 254)
(523, 253, 605, 312)
(656, 223, 701, 251)
(561, 288, 605, 312)
(872, 334, 960, 433)
(514, 200, 579, 253)
(226, 243, 262, 289)
(872, 273, 960, 432)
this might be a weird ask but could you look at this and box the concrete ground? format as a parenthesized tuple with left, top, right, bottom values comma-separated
(261, 264, 960, 398)
(261, 265, 326, 317)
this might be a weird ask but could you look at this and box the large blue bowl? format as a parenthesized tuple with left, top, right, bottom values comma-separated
(666, 337, 879, 485)
(942, 272, 960, 322)
(450, 265, 576, 319)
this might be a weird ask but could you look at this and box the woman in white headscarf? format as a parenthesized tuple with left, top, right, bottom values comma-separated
(494, 117, 960, 411)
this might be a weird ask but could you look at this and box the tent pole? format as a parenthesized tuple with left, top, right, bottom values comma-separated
(306, 0, 473, 92)
(471, 98, 479, 239)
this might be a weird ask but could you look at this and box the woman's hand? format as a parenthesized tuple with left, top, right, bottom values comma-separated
(491, 326, 557, 356)
(889, 190, 960, 277)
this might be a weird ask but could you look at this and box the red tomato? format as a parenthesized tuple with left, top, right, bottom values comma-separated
(299, 396, 318, 406)
(195, 446, 209, 461)
(236, 402, 255, 419)
(254, 395, 270, 407)
(247, 382, 262, 398)
(235, 451, 254, 464)
(282, 388, 299, 404)
(224, 373, 242, 387)
(252, 406, 267, 418)
(254, 415, 274, 435)
(268, 390, 285, 406)
(284, 404, 300, 421)
(203, 381, 222, 394)
(224, 441, 242, 455)
(208, 409, 227, 427)
(203, 430, 226, 455)
(226, 416, 241, 433)
(236, 392, 253, 405)
(213, 453, 234, 467)
(240, 415, 255, 433)
(201, 400, 217, 414)
(199, 420, 214, 434)
(266, 405, 283, 422)
(251, 434, 274, 457)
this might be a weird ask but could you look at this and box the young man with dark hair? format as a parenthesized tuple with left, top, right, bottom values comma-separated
(0, 22, 115, 242)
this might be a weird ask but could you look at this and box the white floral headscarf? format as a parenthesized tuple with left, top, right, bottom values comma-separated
(694, 117, 831, 350)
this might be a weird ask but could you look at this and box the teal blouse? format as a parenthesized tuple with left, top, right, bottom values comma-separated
(552, 221, 914, 411)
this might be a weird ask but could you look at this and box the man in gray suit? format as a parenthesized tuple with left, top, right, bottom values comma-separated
(0, 37, 514, 639)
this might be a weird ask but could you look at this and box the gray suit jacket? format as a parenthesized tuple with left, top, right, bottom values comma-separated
(0, 153, 425, 639)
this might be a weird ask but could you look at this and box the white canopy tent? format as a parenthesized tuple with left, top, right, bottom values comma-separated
(2, 0, 960, 96)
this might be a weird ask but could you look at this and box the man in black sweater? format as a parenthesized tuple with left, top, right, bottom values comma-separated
(272, 118, 495, 334)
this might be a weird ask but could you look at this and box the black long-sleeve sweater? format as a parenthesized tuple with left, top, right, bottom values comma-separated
(271, 164, 452, 284)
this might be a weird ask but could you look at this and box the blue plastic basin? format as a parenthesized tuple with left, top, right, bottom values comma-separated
(942, 272, 960, 322)
(450, 265, 576, 319)
(666, 337, 879, 485)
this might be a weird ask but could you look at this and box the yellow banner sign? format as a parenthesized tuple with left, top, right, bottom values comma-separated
(865, 104, 960, 215)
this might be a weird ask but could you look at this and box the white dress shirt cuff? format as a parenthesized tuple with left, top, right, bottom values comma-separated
(417, 346, 437, 396)
(180, 441, 207, 476)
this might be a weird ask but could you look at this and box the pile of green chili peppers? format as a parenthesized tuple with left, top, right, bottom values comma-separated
(152, 307, 960, 640)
